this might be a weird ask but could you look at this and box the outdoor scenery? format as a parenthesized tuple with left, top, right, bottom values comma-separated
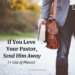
(0, 1, 75, 75)
(0, 0, 41, 40)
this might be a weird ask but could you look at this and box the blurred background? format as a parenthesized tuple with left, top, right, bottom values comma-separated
(0, 0, 42, 40)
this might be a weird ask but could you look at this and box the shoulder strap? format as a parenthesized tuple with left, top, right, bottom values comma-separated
(52, 0, 58, 20)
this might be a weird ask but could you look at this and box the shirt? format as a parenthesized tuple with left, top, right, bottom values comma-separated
(70, 0, 75, 5)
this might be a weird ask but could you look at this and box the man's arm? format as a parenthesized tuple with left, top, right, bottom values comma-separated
(38, 0, 53, 32)
(40, 0, 53, 19)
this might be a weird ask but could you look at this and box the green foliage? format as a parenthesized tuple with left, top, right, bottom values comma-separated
(8, 0, 41, 15)
(0, 33, 37, 40)
(0, 10, 38, 34)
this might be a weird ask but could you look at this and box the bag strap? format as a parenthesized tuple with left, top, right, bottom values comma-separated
(52, 0, 58, 20)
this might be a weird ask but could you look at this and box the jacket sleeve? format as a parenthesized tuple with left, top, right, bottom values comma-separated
(40, 0, 53, 19)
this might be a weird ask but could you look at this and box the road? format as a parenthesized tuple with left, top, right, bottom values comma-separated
(0, 36, 75, 75)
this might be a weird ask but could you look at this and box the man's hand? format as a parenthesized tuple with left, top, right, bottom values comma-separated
(38, 19, 47, 32)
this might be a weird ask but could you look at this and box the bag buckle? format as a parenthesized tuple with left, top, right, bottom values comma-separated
(72, 5, 75, 10)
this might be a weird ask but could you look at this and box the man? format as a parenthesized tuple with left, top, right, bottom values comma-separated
(38, 0, 75, 75)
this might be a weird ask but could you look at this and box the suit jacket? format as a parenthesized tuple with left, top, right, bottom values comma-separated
(40, 0, 70, 27)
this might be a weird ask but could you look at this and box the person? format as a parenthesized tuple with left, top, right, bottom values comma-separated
(38, 0, 75, 75)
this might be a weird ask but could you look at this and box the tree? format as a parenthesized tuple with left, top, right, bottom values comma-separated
(0, 0, 7, 19)
(8, 0, 41, 14)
